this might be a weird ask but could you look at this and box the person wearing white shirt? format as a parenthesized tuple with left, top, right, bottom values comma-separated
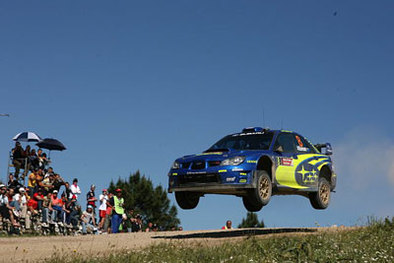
(98, 189, 108, 230)
(70, 178, 81, 201)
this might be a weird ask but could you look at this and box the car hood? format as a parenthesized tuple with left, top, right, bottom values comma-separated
(176, 149, 270, 162)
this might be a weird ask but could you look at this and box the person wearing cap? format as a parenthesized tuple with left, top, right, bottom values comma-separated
(98, 189, 108, 230)
(109, 189, 124, 234)
(86, 184, 97, 215)
(50, 190, 63, 223)
(81, 205, 97, 234)
(11, 187, 25, 214)
(17, 187, 31, 229)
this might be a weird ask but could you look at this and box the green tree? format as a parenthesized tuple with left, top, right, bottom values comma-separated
(238, 212, 265, 228)
(108, 171, 180, 230)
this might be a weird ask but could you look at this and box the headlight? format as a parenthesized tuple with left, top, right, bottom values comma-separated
(220, 156, 245, 166)
(171, 161, 180, 169)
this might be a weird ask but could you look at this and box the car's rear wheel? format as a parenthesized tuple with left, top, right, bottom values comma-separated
(309, 177, 331, 209)
(175, 192, 200, 210)
(242, 170, 272, 212)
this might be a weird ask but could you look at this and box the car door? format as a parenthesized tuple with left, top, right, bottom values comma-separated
(274, 132, 300, 188)
(293, 134, 331, 188)
(292, 134, 319, 188)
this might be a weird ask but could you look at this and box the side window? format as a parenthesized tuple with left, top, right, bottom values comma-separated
(294, 135, 311, 153)
(275, 133, 297, 153)
(298, 135, 317, 153)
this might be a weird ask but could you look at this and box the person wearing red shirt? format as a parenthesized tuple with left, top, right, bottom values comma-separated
(50, 190, 63, 223)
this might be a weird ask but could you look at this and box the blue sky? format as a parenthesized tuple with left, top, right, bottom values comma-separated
(1, 1, 393, 230)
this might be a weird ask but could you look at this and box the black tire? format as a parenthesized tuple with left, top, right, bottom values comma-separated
(242, 196, 263, 212)
(242, 171, 272, 211)
(309, 177, 331, 210)
(175, 192, 200, 210)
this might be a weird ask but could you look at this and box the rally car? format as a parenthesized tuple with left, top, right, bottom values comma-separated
(168, 127, 336, 212)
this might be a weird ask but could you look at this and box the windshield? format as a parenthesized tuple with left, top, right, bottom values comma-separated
(208, 132, 274, 151)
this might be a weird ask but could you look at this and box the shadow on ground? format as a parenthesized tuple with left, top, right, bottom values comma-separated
(153, 228, 317, 239)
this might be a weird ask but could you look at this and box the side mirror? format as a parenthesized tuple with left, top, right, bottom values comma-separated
(274, 145, 284, 153)
(325, 143, 333, 155)
(315, 143, 332, 155)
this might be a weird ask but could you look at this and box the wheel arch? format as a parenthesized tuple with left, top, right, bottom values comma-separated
(256, 155, 275, 182)
(319, 165, 333, 188)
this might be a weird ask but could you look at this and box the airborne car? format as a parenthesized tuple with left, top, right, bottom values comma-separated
(168, 127, 336, 212)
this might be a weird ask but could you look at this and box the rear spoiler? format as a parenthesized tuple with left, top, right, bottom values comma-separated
(314, 143, 333, 155)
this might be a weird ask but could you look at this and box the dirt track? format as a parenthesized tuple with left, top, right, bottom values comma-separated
(0, 227, 354, 262)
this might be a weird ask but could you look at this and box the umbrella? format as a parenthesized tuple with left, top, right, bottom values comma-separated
(36, 138, 66, 151)
(13, 132, 42, 142)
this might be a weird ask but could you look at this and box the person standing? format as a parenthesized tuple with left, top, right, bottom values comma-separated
(109, 189, 124, 234)
(69, 178, 81, 202)
(12, 142, 26, 179)
(98, 189, 108, 230)
(86, 184, 97, 215)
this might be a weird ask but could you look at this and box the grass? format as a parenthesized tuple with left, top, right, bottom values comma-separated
(47, 217, 393, 263)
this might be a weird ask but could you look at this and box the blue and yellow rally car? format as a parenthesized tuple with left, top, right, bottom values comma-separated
(168, 127, 336, 212)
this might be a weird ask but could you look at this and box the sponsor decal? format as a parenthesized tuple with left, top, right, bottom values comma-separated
(296, 165, 318, 184)
(218, 170, 227, 173)
(295, 160, 320, 187)
(239, 179, 247, 183)
(279, 157, 293, 166)
(172, 173, 178, 176)
(297, 146, 309, 152)
(226, 177, 236, 182)
(240, 172, 247, 175)
(232, 168, 244, 172)
(246, 160, 257, 163)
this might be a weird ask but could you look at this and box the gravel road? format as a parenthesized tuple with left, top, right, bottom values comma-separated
(0, 227, 352, 262)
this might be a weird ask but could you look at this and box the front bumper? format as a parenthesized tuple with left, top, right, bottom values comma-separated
(168, 182, 256, 195)
(168, 168, 256, 195)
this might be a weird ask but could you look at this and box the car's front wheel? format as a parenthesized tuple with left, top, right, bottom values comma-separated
(175, 192, 200, 210)
(309, 177, 331, 209)
(242, 196, 263, 212)
(242, 170, 272, 212)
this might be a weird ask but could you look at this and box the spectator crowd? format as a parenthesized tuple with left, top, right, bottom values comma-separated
(0, 142, 182, 235)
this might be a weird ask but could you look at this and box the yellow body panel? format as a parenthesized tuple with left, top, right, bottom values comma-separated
(276, 154, 329, 189)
